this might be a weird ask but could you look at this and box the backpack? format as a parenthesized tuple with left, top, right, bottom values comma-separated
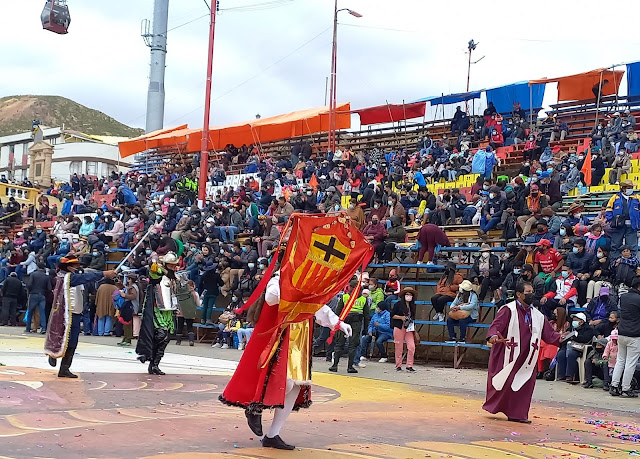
(502, 216, 517, 240)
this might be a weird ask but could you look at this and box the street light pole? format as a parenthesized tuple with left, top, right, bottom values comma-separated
(327, 2, 361, 155)
(198, 1, 218, 206)
(465, 39, 476, 114)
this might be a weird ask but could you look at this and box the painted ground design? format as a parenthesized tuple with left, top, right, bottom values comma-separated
(1, 332, 639, 458)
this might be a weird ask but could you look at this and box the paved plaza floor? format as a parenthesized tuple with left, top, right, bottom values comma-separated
(1, 329, 640, 458)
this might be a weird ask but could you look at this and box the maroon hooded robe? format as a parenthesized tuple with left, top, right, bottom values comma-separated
(483, 301, 561, 420)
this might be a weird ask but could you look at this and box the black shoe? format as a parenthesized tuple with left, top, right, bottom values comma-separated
(40, 329, 46, 334)
(48, 356, 57, 367)
(347, 367, 358, 374)
(603, 383, 610, 391)
(582, 380, 594, 389)
(151, 366, 166, 376)
(406, 367, 416, 372)
(262, 435, 295, 450)
(58, 368, 78, 378)
(396, 367, 403, 371)
(622, 390, 638, 398)
(507, 417, 532, 424)
(328, 365, 337, 372)
(610, 385, 621, 396)
(536, 371, 544, 380)
(245, 411, 263, 436)
(148, 362, 154, 375)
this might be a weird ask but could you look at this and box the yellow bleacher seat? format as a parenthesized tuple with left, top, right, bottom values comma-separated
(590, 185, 605, 193)
(605, 184, 620, 191)
(568, 188, 577, 197)
(603, 170, 610, 183)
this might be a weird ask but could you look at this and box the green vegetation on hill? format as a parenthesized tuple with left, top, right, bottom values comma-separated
(0, 95, 144, 137)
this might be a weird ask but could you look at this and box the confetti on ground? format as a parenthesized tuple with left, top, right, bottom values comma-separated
(583, 418, 640, 442)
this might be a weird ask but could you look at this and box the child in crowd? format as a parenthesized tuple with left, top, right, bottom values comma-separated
(367, 277, 385, 312)
(612, 245, 639, 287)
(212, 310, 241, 349)
(601, 329, 619, 391)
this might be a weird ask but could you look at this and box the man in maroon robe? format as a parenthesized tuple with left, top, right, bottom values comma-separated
(483, 282, 561, 423)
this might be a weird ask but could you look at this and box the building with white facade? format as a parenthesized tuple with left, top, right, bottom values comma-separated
(0, 127, 132, 183)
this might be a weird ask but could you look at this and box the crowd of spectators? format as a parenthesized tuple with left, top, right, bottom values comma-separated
(0, 104, 638, 391)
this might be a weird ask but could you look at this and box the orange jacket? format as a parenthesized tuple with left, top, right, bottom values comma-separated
(435, 272, 464, 297)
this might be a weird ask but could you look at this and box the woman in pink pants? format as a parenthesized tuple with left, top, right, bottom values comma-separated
(390, 287, 417, 372)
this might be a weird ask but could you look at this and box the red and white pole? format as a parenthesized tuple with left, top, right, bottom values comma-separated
(198, 2, 218, 207)
(328, 0, 338, 155)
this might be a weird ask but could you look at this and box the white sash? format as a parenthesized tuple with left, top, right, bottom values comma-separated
(491, 302, 544, 392)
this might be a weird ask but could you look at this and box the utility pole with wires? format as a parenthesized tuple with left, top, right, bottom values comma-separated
(142, 0, 170, 134)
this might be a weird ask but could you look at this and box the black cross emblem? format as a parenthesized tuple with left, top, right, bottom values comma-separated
(313, 237, 347, 262)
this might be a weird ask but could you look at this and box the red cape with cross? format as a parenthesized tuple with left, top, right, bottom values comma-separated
(219, 213, 373, 412)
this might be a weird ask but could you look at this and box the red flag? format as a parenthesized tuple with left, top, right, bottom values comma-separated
(308, 173, 318, 189)
(278, 213, 373, 326)
(581, 148, 592, 186)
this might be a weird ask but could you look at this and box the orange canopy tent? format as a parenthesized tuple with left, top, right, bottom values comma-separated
(119, 103, 351, 158)
(529, 68, 625, 102)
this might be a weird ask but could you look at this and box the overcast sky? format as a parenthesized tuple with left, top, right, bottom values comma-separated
(2, 0, 639, 134)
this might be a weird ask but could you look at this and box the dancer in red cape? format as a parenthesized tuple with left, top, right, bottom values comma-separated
(483, 282, 561, 423)
(219, 214, 373, 450)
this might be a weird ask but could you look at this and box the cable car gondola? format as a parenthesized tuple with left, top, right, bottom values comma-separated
(41, 0, 71, 35)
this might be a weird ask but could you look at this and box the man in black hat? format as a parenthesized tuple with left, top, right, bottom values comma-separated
(530, 219, 555, 245)
(44, 257, 117, 378)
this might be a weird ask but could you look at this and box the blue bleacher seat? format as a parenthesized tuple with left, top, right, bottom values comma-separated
(377, 280, 437, 287)
(368, 263, 472, 270)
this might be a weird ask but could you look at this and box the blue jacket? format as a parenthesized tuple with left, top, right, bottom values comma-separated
(61, 199, 72, 215)
(120, 186, 138, 205)
(450, 291, 479, 320)
(605, 192, 640, 230)
(368, 310, 392, 335)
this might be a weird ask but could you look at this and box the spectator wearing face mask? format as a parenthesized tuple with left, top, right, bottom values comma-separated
(430, 261, 463, 322)
(385, 193, 406, 226)
(561, 162, 581, 195)
(445, 280, 479, 344)
(567, 238, 594, 306)
(390, 287, 417, 372)
(609, 147, 631, 185)
(585, 286, 618, 327)
(219, 205, 244, 243)
(102, 216, 124, 243)
(478, 186, 506, 237)
(470, 244, 501, 302)
(29, 225, 47, 253)
(343, 197, 364, 229)
(556, 312, 594, 384)
(586, 246, 612, 301)
(605, 180, 640, 258)
(88, 248, 106, 271)
(517, 184, 548, 237)
(362, 215, 387, 262)
(540, 263, 578, 319)
(199, 261, 224, 325)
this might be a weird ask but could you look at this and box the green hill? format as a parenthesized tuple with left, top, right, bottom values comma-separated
(0, 95, 144, 137)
